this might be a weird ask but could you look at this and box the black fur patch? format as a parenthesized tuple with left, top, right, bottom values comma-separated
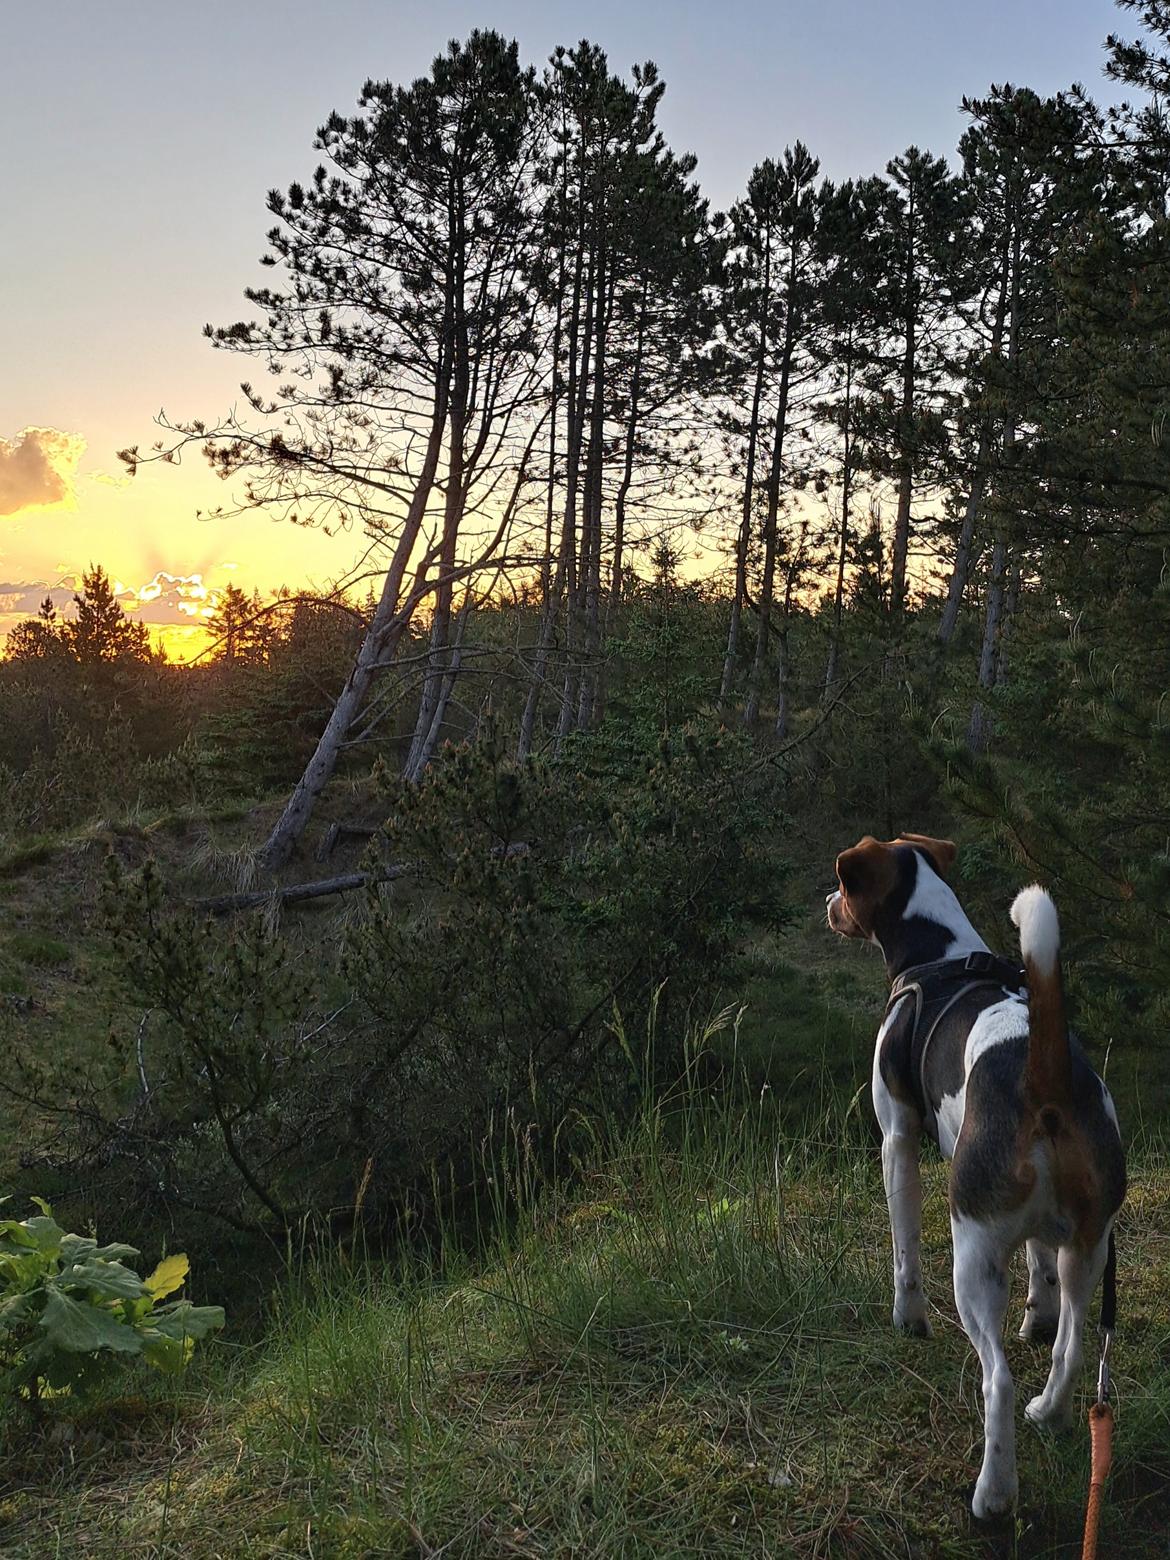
(870, 846, 955, 976)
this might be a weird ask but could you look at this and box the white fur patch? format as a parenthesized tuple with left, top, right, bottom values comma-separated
(1101, 1079, 1120, 1135)
(1011, 885, 1060, 973)
(965, 994, 1030, 1074)
(930, 995, 1030, 1160)
(904, 858, 990, 958)
(935, 1089, 964, 1158)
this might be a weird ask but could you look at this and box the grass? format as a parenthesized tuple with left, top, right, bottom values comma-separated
(0, 1067, 1166, 1559)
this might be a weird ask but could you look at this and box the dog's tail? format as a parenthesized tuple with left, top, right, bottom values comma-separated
(1010, 885, 1072, 1121)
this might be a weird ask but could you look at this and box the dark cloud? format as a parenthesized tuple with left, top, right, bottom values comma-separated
(0, 582, 77, 616)
(0, 428, 86, 517)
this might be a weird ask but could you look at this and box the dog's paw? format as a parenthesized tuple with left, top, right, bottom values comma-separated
(1025, 1394, 1073, 1432)
(970, 1478, 1018, 1524)
(893, 1310, 933, 1339)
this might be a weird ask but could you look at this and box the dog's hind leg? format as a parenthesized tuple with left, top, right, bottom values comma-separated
(872, 1069, 931, 1337)
(1025, 1229, 1111, 1430)
(952, 1216, 1018, 1520)
(1019, 1239, 1060, 1343)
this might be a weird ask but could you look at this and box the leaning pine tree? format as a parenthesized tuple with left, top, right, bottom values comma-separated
(121, 32, 546, 870)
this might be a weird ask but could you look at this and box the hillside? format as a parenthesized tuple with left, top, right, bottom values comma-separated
(0, 1084, 1165, 1558)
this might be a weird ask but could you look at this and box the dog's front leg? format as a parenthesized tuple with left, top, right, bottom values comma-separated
(873, 1071, 931, 1337)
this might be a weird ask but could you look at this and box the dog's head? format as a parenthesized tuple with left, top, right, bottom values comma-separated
(826, 833, 957, 941)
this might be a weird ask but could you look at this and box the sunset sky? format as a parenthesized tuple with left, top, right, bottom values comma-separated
(3, 0, 1118, 659)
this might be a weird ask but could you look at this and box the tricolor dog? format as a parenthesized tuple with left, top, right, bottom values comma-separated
(826, 833, 1125, 1520)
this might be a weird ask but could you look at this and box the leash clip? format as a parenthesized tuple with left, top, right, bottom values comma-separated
(1096, 1326, 1113, 1409)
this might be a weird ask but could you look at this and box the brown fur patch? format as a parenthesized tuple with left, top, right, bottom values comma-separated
(1045, 1122, 1110, 1253)
(1024, 960, 1071, 1108)
(898, 833, 958, 877)
(835, 837, 899, 937)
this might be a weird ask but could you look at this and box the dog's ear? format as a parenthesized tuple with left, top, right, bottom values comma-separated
(899, 833, 957, 878)
(836, 836, 888, 895)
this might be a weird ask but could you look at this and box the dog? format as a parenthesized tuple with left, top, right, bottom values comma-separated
(826, 833, 1126, 1520)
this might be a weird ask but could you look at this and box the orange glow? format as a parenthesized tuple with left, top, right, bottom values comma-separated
(0, 434, 372, 665)
(149, 622, 218, 662)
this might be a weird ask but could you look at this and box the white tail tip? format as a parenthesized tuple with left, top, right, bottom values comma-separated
(1010, 884, 1060, 973)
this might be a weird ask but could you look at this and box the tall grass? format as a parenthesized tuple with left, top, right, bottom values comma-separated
(2, 1009, 1168, 1556)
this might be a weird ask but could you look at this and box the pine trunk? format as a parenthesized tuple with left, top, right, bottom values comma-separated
(938, 236, 1011, 646)
(555, 226, 597, 747)
(890, 179, 917, 618)
(966, 531, 1006, 752)
(257, 389, 449, 871)
(577, 251, 611, 732)
(743, 241, 797, 728)
(517, 200, 586, 761)
(823, 329, 854, 698)
(406, 175, 470, 779)
(966, 219, 1021, 752)
(719, 230, 772, 714)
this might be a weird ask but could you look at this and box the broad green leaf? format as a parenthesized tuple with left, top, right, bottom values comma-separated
(149, 1302, 225, 1342)
(40, 1289, 142, 1355)
(144, 1253, 188, 1301)
(44, 1349, 114, 1394)
(59, 1259, 146, 1301)
(21, 1217, 64, 1256)
(139, 1331, 192, 1374)
(0, 1251, 46, 1288)
(89, 1242, 141, 1264)
(123, 1294, 156, 1324)
(0, 1221, 39, 1251)
(58, 1235, 98, 1265)
(29, 1197, 53, 1218)
(0, 1289, 42, 1333)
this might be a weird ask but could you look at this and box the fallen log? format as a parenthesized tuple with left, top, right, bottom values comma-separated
(193, 842, 532, 915)
(194, 864, 414, 916)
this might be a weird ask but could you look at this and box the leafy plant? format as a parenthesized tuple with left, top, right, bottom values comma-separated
(0, 1199, 224, 1404)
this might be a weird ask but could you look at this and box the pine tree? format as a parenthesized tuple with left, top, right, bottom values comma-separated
(144, 31, 547, 866)
(858, 148, 967, 619)
(66, 567, 151, 665)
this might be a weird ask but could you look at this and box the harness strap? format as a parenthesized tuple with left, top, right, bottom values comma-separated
(883, 953, 1027, 1143)
(888, 949, 1025, 1005)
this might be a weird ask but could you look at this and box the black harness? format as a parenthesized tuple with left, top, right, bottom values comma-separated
(884, 950, 1028, 1144)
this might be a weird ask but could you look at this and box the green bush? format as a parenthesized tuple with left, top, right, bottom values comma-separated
(0, 1200, 224, 1404)
(26, 723, 787, 1238)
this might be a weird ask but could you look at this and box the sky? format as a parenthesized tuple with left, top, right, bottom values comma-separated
(0, 0, 1128, 658)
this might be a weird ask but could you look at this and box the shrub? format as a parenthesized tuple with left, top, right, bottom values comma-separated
(20, 724, 788, 1239)
(0, 1200, 224, 1404)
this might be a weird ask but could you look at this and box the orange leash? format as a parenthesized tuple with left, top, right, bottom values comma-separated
(1082, 1312, 1115, 1560)
(1081, 1401, 1114, 1560)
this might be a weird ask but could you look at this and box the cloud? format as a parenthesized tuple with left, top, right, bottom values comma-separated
(0, 571, 224, 631)
(0, 581, 77, 617)
(125, 571, 220, 624)
(0, 427, 87, 517)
